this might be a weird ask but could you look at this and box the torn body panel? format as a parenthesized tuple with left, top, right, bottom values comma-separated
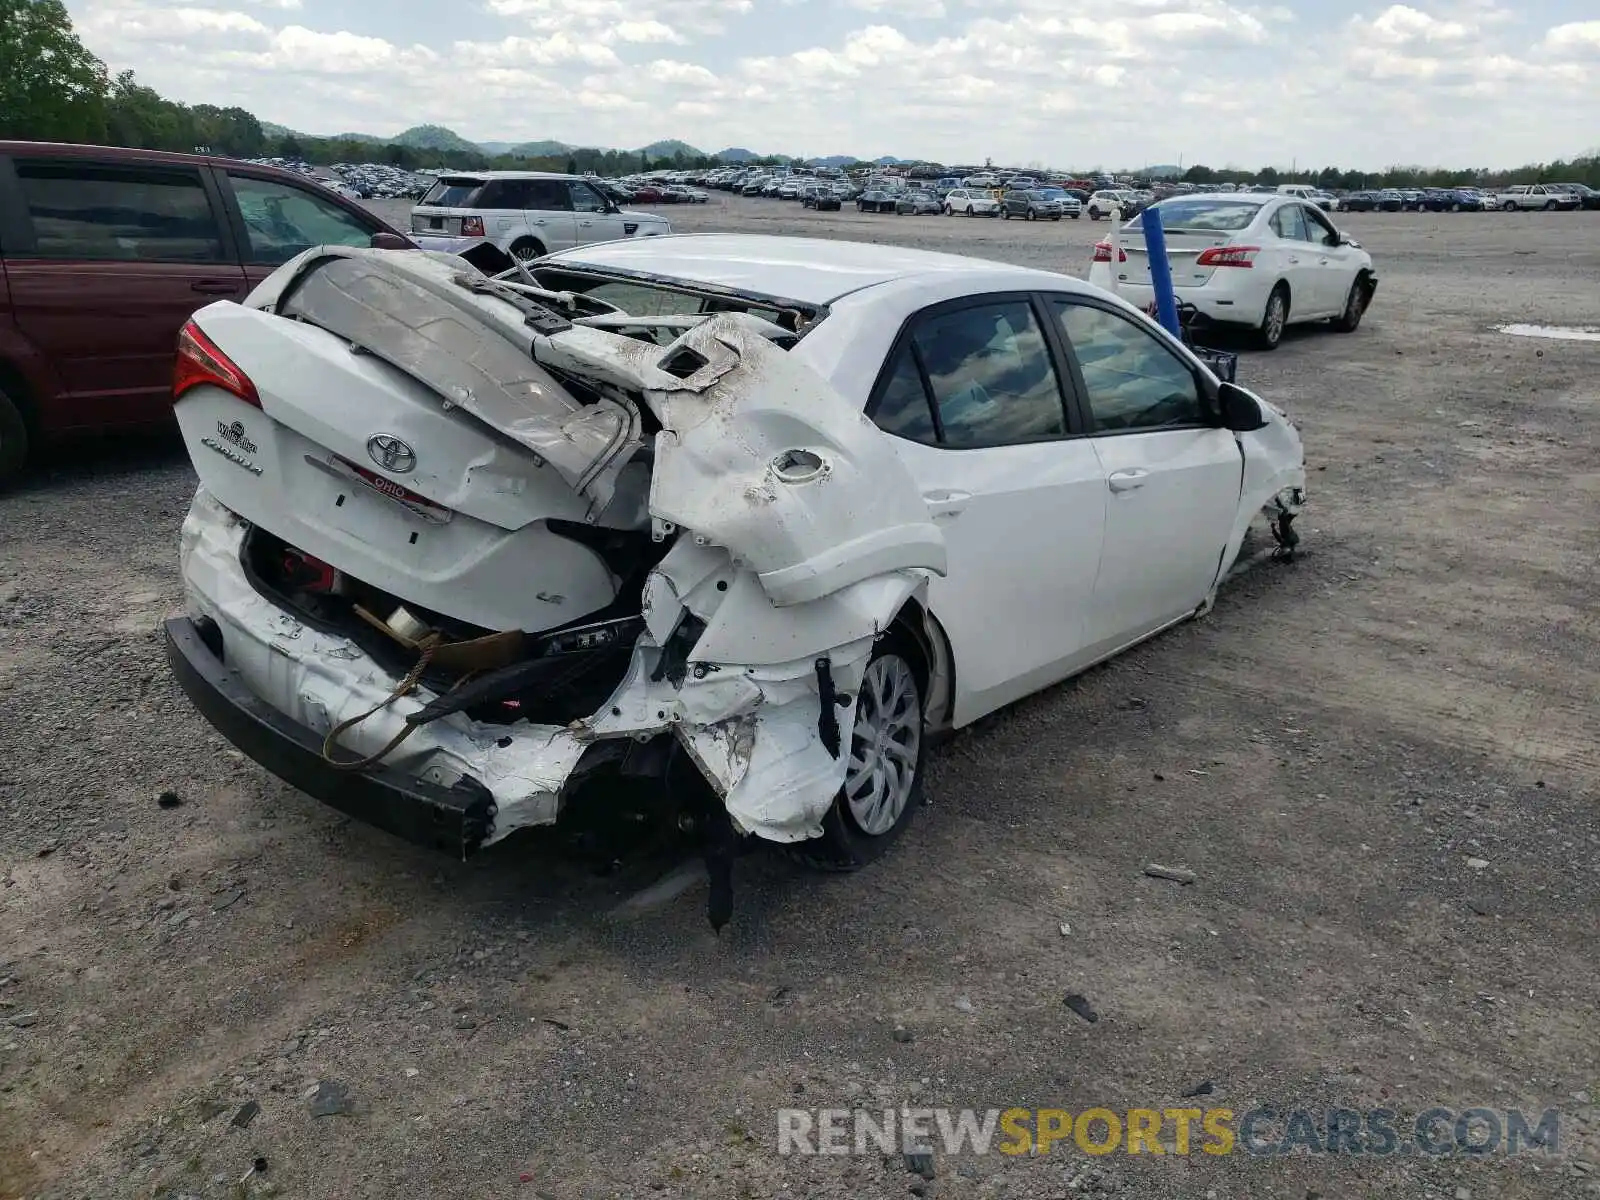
(1214, 388, 1307, 594)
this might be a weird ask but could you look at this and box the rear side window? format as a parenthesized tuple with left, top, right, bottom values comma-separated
(14, 161, 225, 263)
(226, 174, 376, 266)
(420, 178, 485, 207)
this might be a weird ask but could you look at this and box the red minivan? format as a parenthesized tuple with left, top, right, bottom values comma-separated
(0, 142, 414, 487)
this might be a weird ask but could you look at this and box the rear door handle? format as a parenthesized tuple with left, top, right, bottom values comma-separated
(922, 488, 972, 518)
(1108, 468, 1149, 493)
(190, 279, 238, 295)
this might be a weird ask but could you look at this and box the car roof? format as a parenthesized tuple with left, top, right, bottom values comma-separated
(0, 140, 325, 180)
(1165, 192, 1274, 206)
(543, 233, 1092, 307)
(431, 171, 584, 182)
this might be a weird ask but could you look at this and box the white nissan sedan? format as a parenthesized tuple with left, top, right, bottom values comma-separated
(1088, 193, 1378, 350)
(162, 235, 1305, 919)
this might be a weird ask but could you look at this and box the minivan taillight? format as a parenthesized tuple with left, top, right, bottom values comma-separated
(1195, 245, 1259, 268)
(1092, 241, 1128, 263)
(460, 216, 485, 237)
(174, 320, 259, 408)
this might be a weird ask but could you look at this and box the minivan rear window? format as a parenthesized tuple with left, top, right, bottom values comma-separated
(419, 178, 486, 208)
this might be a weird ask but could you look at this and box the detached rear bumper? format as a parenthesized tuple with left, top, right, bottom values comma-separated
(163, 615, 496, 856)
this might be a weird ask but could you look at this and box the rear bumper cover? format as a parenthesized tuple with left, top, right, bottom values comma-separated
(163, 615, 496, 856)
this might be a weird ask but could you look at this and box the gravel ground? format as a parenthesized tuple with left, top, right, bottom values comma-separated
(2, 197, 1598, 1200)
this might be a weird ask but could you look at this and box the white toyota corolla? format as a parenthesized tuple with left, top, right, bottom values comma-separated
(1088, 193, 1378, 350)
(163, 235, 1306, 922)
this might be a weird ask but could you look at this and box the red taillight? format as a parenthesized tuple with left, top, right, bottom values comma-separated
(1092, 241, 1128, 263)
(1195, 245, 1259, 268)
(174, 320, 259, 408)
(460, 215, 485, 237)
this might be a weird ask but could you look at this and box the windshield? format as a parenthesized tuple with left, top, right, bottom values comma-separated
(1149, 198, 1261, 231)
(419, 178, 484, 208)
(1037, 189, 1066, 199)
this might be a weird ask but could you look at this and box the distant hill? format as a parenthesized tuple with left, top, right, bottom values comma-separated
(393, 124, 482, 154)
(807, 155, 858, 169)
(639, 139, 704, 159)
(507, 139, 574, 157)
(716, 147, 758, 162)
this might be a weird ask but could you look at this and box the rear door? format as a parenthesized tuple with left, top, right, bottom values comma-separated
(566, 179, 627, 246)
(1048, 296, 1242, 657)
(866, 293, 1107, 724)
(217, 169, 385, 286)
(0, 154, 246, 432)
(522, 179, 577, 253)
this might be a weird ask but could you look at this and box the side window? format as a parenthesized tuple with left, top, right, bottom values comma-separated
(227, 174, 375, 266)
(14, 161, 225, 263)
(1052, 301, 1205, 433)
(568, 182, 608, 213)
(910, 300, 1067, 447)
(1270, 204, 1310, 242)
(869, 344, 939, 445)
(526, 180, 573, 212)
(1303, 205, 1337, 243)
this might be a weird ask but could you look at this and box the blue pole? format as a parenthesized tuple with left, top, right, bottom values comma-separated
(1140, 205, 1182, 338)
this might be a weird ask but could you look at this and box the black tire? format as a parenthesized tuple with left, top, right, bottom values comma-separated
(1026, 209, 1035, 221)
(1543, 200, 1556, 211)
(1070, 212, 1079, 219)
(1256, 284, 1289, 350)
(0, 387, 28, 489)
(1089, 209, 1101, 220)
(1001, 208, 1010, 219)
(1333, 275, 1370, 333)
(786, 631, 927, 871)
(508, 237, 546, 262)
(1503, 201, 1517, 212)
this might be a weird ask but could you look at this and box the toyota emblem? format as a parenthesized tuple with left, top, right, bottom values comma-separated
(366, 434, 416, 474)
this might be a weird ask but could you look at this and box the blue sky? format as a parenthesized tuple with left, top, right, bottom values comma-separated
(66, 0, 1600, 169)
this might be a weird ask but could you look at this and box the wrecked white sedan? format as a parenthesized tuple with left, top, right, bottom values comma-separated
(163, 234, 1304, 921)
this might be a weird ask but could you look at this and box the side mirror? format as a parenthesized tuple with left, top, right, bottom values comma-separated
(1218, 382, 1267, 432)
(369, 231, 413, 250)
(1335, 230, 1353, 246)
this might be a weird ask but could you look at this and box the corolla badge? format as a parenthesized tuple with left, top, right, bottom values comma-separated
(366, 434, 416, 474)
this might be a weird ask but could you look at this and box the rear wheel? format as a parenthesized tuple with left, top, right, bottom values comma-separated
(788, 634, 926, 871)
(509, 237, 545, 262)
(1256, 284, 1289, 350)
(1503, 201, 1518, 212)
(0, 387, 29, 490)
(1543, 200, 1556, 211)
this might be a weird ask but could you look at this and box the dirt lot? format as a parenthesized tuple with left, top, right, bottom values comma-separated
(2, 195, 1597, 1200)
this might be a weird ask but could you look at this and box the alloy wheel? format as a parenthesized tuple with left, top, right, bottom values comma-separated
(844, 654, 923, 837)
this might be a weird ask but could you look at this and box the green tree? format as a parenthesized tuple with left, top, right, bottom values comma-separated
(1182, 164, 1214, 184)
(566, 156, 578, 175)
(0, 0, 110, 142)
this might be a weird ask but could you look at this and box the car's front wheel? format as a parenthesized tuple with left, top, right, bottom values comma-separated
(788, 635, 926, 871)
(1543, 200, 1557, 211)
(1333, 274, 1371, 333)
(1503, 201, 1518, 212)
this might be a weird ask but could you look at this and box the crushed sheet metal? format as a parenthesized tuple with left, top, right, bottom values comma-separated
(181, 488, 587, 840)
(263, 247, 641, 513)
(544, 313, 947, 607)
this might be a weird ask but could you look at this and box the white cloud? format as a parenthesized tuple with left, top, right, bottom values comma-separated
(1542, 20, 1600, 56)
(62, 0, 1600, 168)
(845, 0, 947, 19)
